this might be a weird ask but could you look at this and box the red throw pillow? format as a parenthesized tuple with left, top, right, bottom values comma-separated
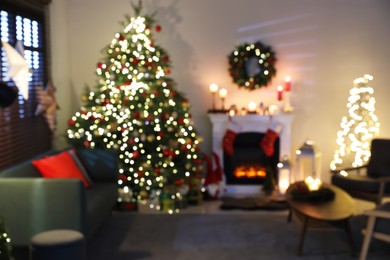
(32, 150, 91, 188)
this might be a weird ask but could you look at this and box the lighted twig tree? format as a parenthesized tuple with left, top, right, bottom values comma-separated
(330, 74, 380, 170)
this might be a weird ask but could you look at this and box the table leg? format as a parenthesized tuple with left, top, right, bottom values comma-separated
(343, 219, 356, 257)
(296, 216, 309, 256)
(287, 208, 292, 223)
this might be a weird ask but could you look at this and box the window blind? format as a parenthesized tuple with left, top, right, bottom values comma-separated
(0, 0, 52, 170)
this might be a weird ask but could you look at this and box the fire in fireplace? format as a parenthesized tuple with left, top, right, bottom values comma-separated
(234, 165, 267, 178)
(223, 132, 280, 185)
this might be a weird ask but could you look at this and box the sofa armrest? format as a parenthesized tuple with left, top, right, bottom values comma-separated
(0, 178, 87, 246)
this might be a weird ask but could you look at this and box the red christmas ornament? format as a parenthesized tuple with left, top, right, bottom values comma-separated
(128, 138, 135, 145)
(132, 151, 140, 159)
(162, 56, 169, 63)
(83, 140, 90, 148)
(133, 57, 138, 65)
(119, 34, 126, 41)
(119, 175, 127, 181)
(177, 117, 184, 124)
(97, 62, 104, 69)
(155, 25, 162, 32)
(68, 119, 76, 126)
(193, 159, 203, 164)
(102, 99, 110, 106)
(163, 149, 171, 157)
(161, 113, 170, 120)
(125, 80, 132, 86)
(158, 131, 164, 138)
(133, 112, 141, 119)
(175, 179, 184, 186)
(165, 68, 171, 75)
(154, 168, 161, 174)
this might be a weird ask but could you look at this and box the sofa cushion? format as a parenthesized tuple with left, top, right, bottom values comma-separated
(32, 150, 92, 188)
(68, 149, 94, 186)
(76, 149, 118, 182)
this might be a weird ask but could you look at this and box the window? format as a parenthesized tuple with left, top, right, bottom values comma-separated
(0, 0, 52, 170)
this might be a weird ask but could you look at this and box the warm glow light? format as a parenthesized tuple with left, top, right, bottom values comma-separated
(234, 166, 266, 178)
(209, 83, 219, 93)
(330, 74, 379, 170)
(247, 101, 257, 112)
(219, 88, 227, 98)
(284, 76, 291, 92)
(304, 176, 322, 191)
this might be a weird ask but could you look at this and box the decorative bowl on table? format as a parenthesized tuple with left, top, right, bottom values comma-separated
(289, 179, 335, 203)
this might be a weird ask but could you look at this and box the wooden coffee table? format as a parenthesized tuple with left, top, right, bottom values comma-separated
(286, 182, 356, 256)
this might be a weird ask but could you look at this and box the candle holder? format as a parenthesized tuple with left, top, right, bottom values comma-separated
(208, 83, 219, 113)
(219, 88, 227, 111)
(277, 155, 291, 195)
(283, 91, 294, 113)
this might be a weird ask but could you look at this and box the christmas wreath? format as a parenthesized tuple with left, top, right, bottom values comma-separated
(228, 41, 276, 91)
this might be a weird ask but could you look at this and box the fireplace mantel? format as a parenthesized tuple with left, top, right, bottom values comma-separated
(208, 113, 294, 195)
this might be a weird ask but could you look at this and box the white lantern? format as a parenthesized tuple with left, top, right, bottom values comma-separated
(295, 139, 321, 182)
(277, 155, 291, 194)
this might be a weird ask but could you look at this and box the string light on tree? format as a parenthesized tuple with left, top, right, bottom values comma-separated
(330, 74, 380, 171)
(66, 1, 203, 211)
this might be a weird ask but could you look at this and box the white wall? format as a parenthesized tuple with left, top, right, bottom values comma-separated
(50, 0, 390, 181)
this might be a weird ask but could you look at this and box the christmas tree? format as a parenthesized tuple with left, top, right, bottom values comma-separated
(330, 74, 380, 171)
(0, 216, 13, 260)
(66, 2, 203, 209)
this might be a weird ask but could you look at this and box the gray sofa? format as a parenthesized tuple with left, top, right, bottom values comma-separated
(0, 149, 119, 246)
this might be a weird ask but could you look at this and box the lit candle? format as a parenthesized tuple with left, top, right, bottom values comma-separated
(229, 109, 235, 117)
(219, 88, 227, 98)
(247, 101, 257, 113)
(209, 83, 219, 111)
(285, 76, 291, 91)
(219, 88, 227, 110)
(209, 83, 219, 93)
(277, 85, 283, 101)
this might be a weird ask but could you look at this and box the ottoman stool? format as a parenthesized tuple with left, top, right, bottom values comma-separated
(29, 229, 86, 260)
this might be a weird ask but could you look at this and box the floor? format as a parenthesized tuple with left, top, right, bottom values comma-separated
(137, 192, 379, 216)
(12, 195, 380, 260)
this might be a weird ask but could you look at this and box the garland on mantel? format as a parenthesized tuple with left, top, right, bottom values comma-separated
(228, 41, 277, 91)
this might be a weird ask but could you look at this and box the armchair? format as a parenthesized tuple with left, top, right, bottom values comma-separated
(331, 139, 390, 205)
(359, 202, 390, 260)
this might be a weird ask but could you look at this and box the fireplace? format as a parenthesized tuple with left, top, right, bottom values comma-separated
(224, 132, 280, 185)
(208, 113, 293, 195)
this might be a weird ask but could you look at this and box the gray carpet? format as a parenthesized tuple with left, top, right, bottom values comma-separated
(86, 212, 390, 260)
